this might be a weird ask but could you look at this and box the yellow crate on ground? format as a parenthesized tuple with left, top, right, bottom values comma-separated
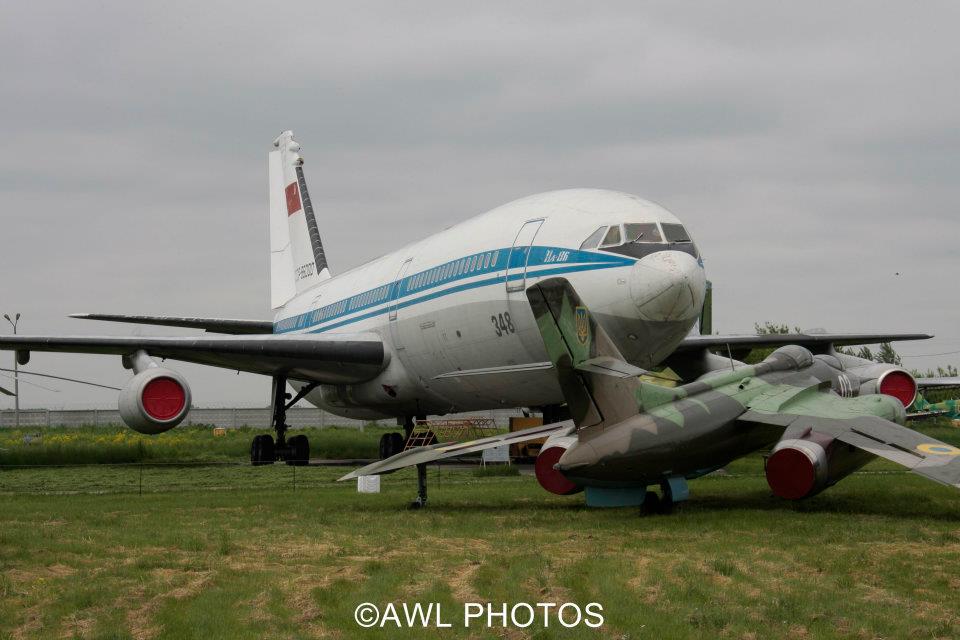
(509, 416, 544, 459)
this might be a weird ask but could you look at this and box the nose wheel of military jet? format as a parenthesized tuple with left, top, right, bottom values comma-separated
(249, 377, 317, 466)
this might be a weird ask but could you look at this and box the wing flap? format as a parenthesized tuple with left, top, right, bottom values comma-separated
(0, 333, 386, 384)
(339, 421, 575, 480)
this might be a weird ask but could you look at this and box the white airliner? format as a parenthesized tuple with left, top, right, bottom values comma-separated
(1, 131, 712, 462)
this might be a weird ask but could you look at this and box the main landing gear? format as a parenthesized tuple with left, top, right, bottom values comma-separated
(250, 377, 317, 466)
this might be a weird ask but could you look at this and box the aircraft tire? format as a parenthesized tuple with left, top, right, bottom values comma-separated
(251, 434, 275, 466)
(640, 491, 661, 515)
(378, 434, 391, 459)
(389, 432, 406, 456)
(287, 434, 310, 466)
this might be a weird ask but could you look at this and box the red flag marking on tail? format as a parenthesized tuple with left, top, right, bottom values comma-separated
(285, 182, 302, 215)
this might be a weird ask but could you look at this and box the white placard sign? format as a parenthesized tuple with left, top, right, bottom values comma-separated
(357, 475, 381, 493)
(482, 444, 510, 464)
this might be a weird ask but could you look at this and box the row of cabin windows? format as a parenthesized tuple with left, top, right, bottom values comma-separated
(407, 250, 500, 292)
(283, 249, 505, 328)
(350, 285, 390, 311)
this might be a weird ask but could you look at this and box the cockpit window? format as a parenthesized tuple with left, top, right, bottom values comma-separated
(624, 223, 662, 243)
(662, 223, 691, 243)
(579, 226, 606, 250)
(600, 225, 621, 247)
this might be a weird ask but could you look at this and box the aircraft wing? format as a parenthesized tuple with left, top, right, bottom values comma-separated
(916, 377, 960, 390)
(676, 333, 931, 353)
(0, 333, 386, 384)
(70, 314, 273, 335)
(339, 421, 575, 481)
(739, 410, 960, 490)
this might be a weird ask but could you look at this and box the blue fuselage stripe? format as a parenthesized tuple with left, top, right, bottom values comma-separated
(274, 245, 634, 335)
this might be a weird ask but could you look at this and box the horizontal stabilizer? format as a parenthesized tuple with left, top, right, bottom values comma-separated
(339, 421, 574, 481)
(70, 314, 273, 335)
(575, 356, 648, 378)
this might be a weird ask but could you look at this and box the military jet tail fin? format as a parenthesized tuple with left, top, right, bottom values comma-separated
(526, 278, 642, 430)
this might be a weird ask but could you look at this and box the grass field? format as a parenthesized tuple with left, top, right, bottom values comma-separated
(1, 422, 959, 639)
(0, 425, 392, 466)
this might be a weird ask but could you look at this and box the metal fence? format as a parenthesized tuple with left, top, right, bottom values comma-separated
(0, 407, 523, 429)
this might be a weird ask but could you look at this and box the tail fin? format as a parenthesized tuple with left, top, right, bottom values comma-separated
(527, 278, 644, 430)
(269, 131, 330, 309)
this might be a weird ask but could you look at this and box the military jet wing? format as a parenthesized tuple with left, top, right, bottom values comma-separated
(339, 421, 575, 481)
(0, 333, 386, 384)
(916, 377, 960, 390)
(676, 332, 931, 353)
(739, 410, 960, 490)
(69, 314, 273, 335)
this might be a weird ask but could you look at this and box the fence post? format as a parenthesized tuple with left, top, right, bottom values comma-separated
(47, 410, 52, 428)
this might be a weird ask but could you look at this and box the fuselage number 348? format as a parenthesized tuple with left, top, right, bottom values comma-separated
(491, 312, 515, 337)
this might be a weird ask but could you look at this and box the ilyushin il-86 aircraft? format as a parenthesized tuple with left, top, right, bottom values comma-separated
(1, 131, 956, 509)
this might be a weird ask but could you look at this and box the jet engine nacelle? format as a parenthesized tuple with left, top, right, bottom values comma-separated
(765, 432, 874, 500)
(534, 434, 582, 495)
(817, 354, 918, 408)
(118, 367, 191, 434)
(854, 364, 918, 408)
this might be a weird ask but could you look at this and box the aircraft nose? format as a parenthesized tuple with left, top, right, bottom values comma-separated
(629, 250, 706, 322)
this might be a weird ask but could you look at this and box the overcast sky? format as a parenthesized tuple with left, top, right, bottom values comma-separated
(1, 2, 958, 409)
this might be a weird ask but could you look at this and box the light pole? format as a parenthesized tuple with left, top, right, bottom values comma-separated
(4, 313, 20, 428)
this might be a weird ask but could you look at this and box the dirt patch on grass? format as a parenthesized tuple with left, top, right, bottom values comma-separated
(11, 604, 44, 640)
(244, 590, 274, 624)
(126, 570, 215, 640)
(6, 563, 76, 585)
(447, 561, 481, 603)
(58, 614, 95, 639)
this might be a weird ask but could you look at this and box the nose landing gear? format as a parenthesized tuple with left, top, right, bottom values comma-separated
(249, 377, 317, 466)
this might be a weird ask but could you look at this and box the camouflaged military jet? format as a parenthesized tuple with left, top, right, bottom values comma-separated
(342, 277, 960, 511)
(911, 395, 960, 421)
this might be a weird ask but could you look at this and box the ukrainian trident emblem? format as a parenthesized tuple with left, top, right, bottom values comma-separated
(575, 306, 590, 345)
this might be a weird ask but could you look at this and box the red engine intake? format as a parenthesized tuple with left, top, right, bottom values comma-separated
(876, 369, 917, 408)
(534, 445, 581, 495)
(118, 367, 191, 434)
(766, 431, 874, 500)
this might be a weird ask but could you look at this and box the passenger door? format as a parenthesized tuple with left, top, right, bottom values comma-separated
(505, 218, 544, 292)
(388, 258, 413, 348)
